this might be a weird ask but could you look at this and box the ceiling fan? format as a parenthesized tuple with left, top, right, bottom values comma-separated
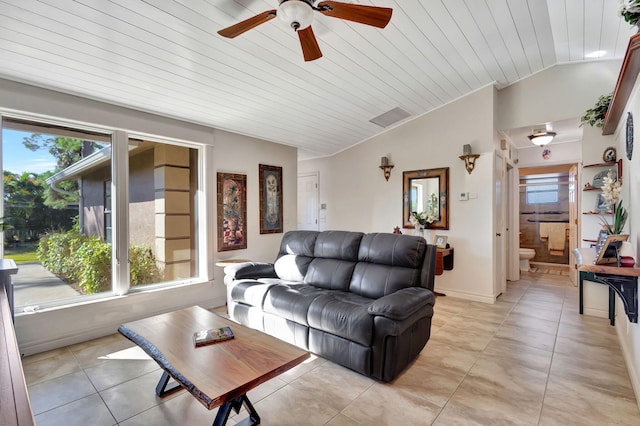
(217, 0, 393, 61)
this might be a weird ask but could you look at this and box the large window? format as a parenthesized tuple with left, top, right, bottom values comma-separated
(1, 116, 202, 312)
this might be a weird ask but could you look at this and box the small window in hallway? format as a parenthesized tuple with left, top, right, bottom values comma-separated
(522, 175, 565, 204)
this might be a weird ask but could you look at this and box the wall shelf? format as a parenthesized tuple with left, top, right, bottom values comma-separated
(582, 159, 623, 182)
(583, 162, 618, 168)
(603, 33, 640, 135)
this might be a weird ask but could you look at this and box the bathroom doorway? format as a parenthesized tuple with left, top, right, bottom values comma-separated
(519, 164, 577, 274)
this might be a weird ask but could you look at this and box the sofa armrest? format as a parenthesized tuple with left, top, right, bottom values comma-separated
(368, 287, 435, 321)
(224, 262, 278, 280)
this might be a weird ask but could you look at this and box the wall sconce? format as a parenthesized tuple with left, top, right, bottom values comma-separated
(379, 156, 394, 181)
(459, 144, 479, 174)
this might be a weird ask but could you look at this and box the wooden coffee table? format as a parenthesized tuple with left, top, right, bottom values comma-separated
(118, 306, 309, 426)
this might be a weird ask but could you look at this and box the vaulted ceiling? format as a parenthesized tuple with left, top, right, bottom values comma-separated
(0, 0, 635, 159)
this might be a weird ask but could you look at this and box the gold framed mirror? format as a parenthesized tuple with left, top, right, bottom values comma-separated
(403, 167, 449, 230)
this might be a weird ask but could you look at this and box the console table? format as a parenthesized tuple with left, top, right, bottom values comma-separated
(435, 247, 453, 276)
(573, 248, 639, 325)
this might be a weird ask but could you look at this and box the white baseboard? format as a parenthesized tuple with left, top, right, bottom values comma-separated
(435, 287, 496, 304)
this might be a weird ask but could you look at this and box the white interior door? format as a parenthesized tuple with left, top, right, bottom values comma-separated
(494, 151, 507, 297)
(297, 172, 319, 231)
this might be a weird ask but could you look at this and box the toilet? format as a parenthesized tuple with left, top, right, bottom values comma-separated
(519, 248, 536, 272)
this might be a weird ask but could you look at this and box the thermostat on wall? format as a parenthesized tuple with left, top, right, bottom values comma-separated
(458, 192, 469, 201)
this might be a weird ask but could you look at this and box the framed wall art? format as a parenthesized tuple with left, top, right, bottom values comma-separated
(217, 172, 247, 251)
(259, 164, 283, 234)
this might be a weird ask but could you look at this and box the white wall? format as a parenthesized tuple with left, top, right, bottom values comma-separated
(497, 60, 622, 131)
(608, 71, 640, 409)
(516, 140, 582, 167)
(0, 78, 298, 355)
(300, 86, 498, 302)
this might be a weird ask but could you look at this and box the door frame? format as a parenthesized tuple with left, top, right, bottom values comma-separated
(506, 160, 520, 282)
(494, 150, 507, 297)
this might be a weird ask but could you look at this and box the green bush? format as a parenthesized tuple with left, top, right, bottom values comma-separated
(130, 245, 161, 286)
(37, 230, 161, 294)
(74, 238, 112, 294)
(37, 230, 85, 280)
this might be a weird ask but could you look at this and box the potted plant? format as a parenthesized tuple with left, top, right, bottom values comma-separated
(620, 0, 640, 27)
(580, 93, 612, 127)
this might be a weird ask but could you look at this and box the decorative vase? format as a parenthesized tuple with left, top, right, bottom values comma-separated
(414, 224, 424, 238)
(425, 229, 435, 245)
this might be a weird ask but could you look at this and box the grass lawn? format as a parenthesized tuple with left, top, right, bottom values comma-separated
(4, 243, 39, 264)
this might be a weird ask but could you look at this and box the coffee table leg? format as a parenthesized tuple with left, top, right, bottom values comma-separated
(155, 371, 183, 397)
(213, 394, 260, 426)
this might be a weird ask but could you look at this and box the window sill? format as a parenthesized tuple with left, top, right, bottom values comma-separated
(15, 278, 212, 317)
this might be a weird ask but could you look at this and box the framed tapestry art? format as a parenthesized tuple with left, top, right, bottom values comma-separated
(259, 164, 283, 234)
(217, 172, 247, 251)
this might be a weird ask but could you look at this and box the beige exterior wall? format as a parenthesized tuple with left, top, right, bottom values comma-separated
(154, 144, 193, 280)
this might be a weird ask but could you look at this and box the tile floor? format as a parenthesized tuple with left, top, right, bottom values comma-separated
(23, 271, 640, 425)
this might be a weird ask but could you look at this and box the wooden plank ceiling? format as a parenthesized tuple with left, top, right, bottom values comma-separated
(0, 0, 634, 158)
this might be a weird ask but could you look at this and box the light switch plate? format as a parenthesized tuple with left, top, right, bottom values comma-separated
(458, 192, 469, 201)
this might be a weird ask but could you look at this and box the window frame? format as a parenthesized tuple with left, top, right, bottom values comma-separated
(0, 113, 208, 310)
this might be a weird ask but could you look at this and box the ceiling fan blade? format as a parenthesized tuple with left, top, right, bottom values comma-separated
(298, 26, 322, 62)
(217, 10, 277, 38)
(317, 1, 392, 28)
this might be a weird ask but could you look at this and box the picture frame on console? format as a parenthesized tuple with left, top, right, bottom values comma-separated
(434, 235, 448, 248)
(259, 164, 283, 234)
(217, 172, 247, 251)
(594, 233, 629, 265)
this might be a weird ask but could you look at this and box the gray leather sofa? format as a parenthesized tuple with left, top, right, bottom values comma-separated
(223, 230, 437, 382)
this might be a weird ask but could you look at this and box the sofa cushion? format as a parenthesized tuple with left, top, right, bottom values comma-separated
(349, 233, 426, 298)
(349, 263, 421, 299)
(230, 280, 278, 308)
(357, 233, 426, 269)
(304, 258, 357, 291)
(307, 292, 375, 346)
(263, 284, 326, 326)
(303, 231, 363, 290)
(313, 231, 363, 260)
(273, 231, 319, 281)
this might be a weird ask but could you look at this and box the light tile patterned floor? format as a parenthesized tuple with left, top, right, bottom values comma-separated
(23, 272, 640, 425)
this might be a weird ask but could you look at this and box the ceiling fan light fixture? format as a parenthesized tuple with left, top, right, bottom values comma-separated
(278, 0, 314, 30)
(528, 130, 556, 146)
